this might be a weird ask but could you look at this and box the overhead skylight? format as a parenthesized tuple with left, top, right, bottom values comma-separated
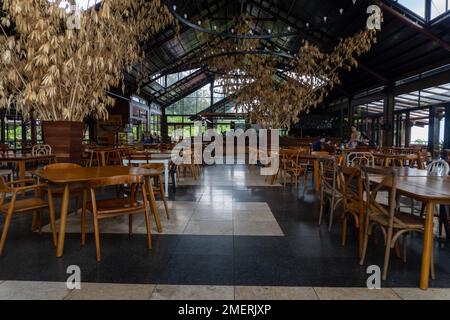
(394, 0, 426, 19)
(431, 0, 450, 19)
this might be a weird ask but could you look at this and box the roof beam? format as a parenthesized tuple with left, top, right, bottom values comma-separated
(376, 0, 450, 52)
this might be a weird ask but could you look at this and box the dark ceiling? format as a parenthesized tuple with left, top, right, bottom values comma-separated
(122, 0, 450, 109)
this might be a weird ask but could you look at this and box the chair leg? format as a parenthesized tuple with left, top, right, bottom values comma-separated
(81, 190, 87, 246)
(141, 185, 152, 249)
(420, 202, 425, 218)
(0, 201, 15, 256)
(159, 175, 170, 219)
(431, 237, 436, 280)
(359, 227, 369, 266)
(319, 191, 325, 226)
(341, 214, 348, 247)
(93, 215, 101, 262)
(128, 215, 133, 239)
(403, 234, 407, 263)
(382, 228, 393, 281)
(74, 196, 79, 215)
(147, 177, 162, 233)
(48, 190, 57, 247)
(37, 211, 42, 234)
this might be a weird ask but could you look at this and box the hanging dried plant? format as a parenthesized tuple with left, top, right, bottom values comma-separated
(205, 14, 381, 128)
(0, 0, 176, 121)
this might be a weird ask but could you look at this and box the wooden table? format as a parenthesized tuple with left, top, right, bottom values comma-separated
(125, 152, 174, 195)
(0, 154, 56, 180)
(369, 172, 450, 289)
(298, 154, 334, 192)
(35, 165, 162, 257)
(373, 153, 420, 168)
(84, 147, 131, 167)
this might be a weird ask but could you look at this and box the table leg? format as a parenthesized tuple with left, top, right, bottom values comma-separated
(18, 160, 25, 181)
(103, 152, 108, 166)
(164, 162, 169, 196)
(314, 160, 320, 192)
(420, 201, 435, 290)
(147, 177, 162, 233)
(56, 184, 70, 257)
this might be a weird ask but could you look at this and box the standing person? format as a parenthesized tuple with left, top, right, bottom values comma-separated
(348, 126, 361, 147)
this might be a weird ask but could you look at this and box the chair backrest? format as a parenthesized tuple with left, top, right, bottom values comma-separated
(320, 158, 339, 193)
(42, 163, 81, 171)
(346, 152, 375, 168)
(87, 174, 144, 189)
(427, 160, 450, 176)
(361, 166, 397, 226)
(32, 144, 52, 156)
(140, 163, 164, 172)
(312, 151, 330, 157)
(281, 149, 300, 167)
(338, 166, 363, 205)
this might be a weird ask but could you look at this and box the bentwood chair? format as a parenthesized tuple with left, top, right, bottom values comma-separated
(346, 152, 375, 168)
(418, 160, 450, 238)
(338, 166, 364, 247)
(82, 175, 152, 261)
(0, 177, 56, 255)
(359, 166, 435, 281)
(318, 159, 343, 232)
(32, 144, 52, 156)
(281, 149, 306, 189)
(42, 163, 85, 215)
(139, 163, 170, 219)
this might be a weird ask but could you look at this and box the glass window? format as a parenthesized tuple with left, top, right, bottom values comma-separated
(395, 0, 426, 18)
(431, 0, 449, 19)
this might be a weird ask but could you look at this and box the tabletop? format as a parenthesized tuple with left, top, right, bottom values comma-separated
(0, 154, 56, 161)
(35, 165, 160, 184)
(369, 174, 450, 202)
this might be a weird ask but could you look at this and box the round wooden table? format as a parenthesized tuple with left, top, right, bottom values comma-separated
(35, 165, 162, 257)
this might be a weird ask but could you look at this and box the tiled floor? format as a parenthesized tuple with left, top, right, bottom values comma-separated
(1, 164, 450, 299)
(41, 200, 283, 236)
(1, 281, 450, 300)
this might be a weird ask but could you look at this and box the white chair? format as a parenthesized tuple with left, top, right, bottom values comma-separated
(32, 144, 52, 156)
(427, 160, 450, 176)
(346, 152, 375, 167)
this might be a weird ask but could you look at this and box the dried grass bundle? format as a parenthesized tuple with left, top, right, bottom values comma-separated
(0, 0, 176, 121)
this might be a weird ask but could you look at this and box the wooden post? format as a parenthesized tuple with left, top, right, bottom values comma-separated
(30, 110, 37, 146)
(383, 88, 395, 147)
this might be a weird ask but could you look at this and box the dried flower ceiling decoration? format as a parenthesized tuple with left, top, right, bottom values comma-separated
(0, 0, 176, 121)
(168, 0, 383, 128)
(201, 13, 382, 128)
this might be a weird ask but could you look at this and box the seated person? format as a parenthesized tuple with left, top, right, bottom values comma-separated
(312, 137, 326, 152)
(360, 136, 376, 148)
(323, 138, 336, 154)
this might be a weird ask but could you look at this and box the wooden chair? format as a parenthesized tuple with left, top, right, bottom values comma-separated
(41, 163, 85, 215)
(359, 166, 435, 281)
(82, 174, 152, 261)
(318, 158, 343, 232)
(32, 144, 52, 156)
(0, 177, 56, 255)
(139, 163, 170, 219)
(346, 152, 375, 167)
(0, 169, 13, 183)
(338, 166, 364, 247)
(281, 149, 305, 189)
(177, 149, 198, 180)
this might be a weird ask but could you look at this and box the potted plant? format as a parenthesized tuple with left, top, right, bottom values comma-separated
(0, 0, 175, 161)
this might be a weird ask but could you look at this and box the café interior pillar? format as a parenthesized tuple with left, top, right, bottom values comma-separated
(383, 88, 395, 147)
